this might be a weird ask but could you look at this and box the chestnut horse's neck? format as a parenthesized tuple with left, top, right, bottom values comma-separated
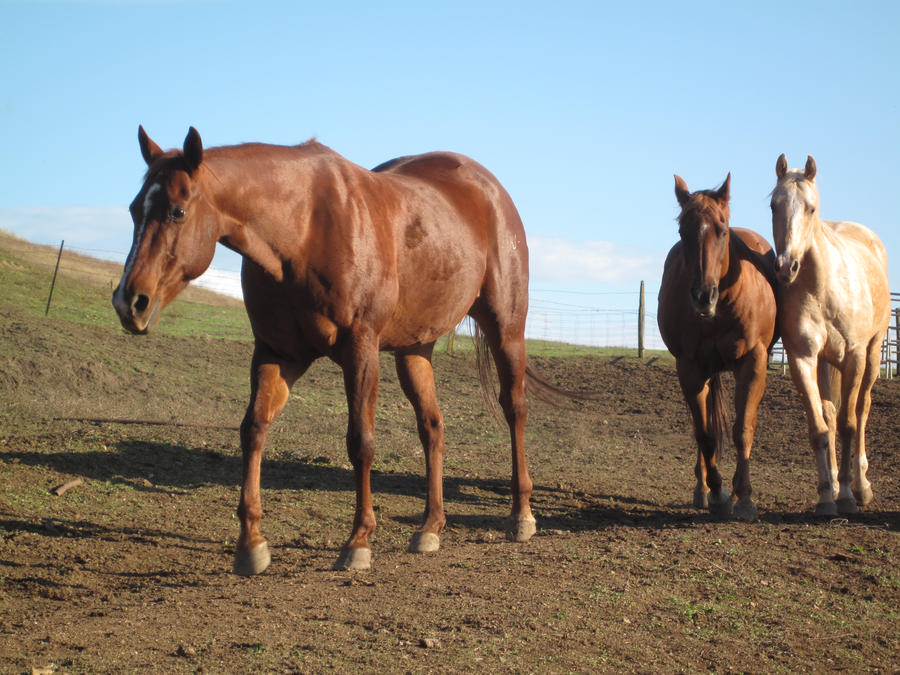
(199, 142, 347, 281)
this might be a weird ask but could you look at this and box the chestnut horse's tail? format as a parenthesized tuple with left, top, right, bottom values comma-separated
(707, 372, 728, 464)
(472, 326, 600, 421)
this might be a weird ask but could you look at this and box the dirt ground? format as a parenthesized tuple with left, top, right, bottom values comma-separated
(1, 261, 898, 672)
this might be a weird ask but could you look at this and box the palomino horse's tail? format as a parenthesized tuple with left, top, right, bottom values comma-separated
(472, 326, 601, 422)
(707, 372, 728, 464)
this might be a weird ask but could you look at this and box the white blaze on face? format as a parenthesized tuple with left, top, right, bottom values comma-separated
(114, 182, 161, 311)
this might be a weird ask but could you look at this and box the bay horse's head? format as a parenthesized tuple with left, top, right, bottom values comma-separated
(770, 154, 818, 285)
(674, 173, 732, 319)
(113, 126, 218, 334)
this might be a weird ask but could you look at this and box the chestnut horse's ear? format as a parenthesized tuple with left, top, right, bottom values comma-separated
(183, 127, 203, 173)
(775, 153, 788, 179)
(138, 125, 164, 166)
(674, 174, 691, 208)
(716, 173, 731, 202)
(804, 155, 817, 181)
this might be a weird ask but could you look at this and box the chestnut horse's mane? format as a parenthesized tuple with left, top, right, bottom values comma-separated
(142, 137, 326, 182)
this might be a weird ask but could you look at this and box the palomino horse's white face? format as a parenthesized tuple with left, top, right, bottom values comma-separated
(770, 154, 819, 285)
(113, 126, 218, 334)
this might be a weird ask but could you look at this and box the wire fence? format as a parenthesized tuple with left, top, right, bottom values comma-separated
(21, 241, 900, 372)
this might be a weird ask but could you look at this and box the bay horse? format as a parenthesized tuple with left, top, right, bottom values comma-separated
(770, 154, 891, 515)
(658, 174, 778, 520)
(113, 126, 537, 575)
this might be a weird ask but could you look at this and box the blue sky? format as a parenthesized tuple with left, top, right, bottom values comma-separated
(2, 1, 898, 327)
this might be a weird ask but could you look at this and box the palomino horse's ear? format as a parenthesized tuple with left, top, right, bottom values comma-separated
(138, 125, 164, 166)
(716, 173, 731, 202)
(183, 127, 203, 173)
(775, 154, 788, 179)
(674, 174, 691, 208)
(804, 155, 817, 181)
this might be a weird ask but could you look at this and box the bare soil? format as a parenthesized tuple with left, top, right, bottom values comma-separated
(1, 238, 898, 673)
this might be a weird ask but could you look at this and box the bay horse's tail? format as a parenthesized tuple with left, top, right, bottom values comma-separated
(708, 372, 728, 464)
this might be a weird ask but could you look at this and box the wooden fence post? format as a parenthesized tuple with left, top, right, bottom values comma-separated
(45, 240, 64, 316)
(638, 280, 645, 359)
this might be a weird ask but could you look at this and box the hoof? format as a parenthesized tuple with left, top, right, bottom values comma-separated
(506, 514, 537, 543)
(233, 541, 271, 576)
(814, 501, 838, 517)
(708, 490, 732, 520)
(733, 499, 758, 522)
(836, 497, 859, 515)
(334, 546, 372, 571)
(693, 488, 709, 510)
(853, 485, 873, 507)
(408, 531, 440, 553)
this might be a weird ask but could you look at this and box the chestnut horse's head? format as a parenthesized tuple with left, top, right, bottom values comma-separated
(674, 173, 731, 318)
(770, 154, 818, 285)
(113, 126, 219, 334)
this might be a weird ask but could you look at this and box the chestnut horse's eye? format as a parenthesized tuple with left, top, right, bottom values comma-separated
(170, 206, 186, 221)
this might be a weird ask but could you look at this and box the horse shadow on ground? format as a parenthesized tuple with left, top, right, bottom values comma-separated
(6, 438, 899, 537)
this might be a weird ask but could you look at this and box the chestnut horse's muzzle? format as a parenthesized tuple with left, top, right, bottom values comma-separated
(112, 286, 160, 335)
(690, 282, 719, 318)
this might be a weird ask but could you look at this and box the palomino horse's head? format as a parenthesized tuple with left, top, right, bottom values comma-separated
(113, 126, 218, 334)
(674, 173, 731, 318)
(770, 154, 818, 285)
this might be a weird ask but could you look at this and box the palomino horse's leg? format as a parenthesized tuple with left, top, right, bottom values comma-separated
(395, 344, 446, 553)
(334, 330, 380, 571)
(835, 349, 872, 513)
(676, 362, 730, 518)
(234, 345, 305, 576)
(850, 339, 881, 507)
(730, 348, 768, 522)
(788, 354, 837, 515)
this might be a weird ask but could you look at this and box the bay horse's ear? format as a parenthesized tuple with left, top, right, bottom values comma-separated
(674, 174, 691, 208)
(775, 154, 788, 179)
(183, 127, 203, 173)
(804, 155, 817, 181)
(138, 125, 164, 166)
(716, 173, 731, 202)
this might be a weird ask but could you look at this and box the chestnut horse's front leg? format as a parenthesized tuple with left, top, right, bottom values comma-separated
(395, 344, 446, 553)
(334, 331, 380, 571)
(731, 347, 768, 521)
(233, 344, 306, 576)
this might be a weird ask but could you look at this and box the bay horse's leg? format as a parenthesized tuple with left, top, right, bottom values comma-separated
(835, 351, 867, 514)
(850, 338, 882, 507)
(787, 354, 836, 515)
(234, 344, 307, 576)
(677, 361, 730, 517)
(731, 347, 768, 522)
(334, 330, 380, 571)
(395, 343, 446, 553)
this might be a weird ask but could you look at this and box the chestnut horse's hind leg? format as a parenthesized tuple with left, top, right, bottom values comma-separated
(730, 348, 767, 522)
(395, 344, 446, 553)
(234, 345, 307, 576)
(475, 319, 535, 542)
(334, 330, 380, 571)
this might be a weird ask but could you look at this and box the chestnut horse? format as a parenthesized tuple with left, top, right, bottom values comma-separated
(771, 154, 890, 515)
(658, 174, 777, 520)
(113, 127, 537, 575)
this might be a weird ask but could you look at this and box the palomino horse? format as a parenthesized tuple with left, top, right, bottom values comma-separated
(658, 174, 778, 520)
(113, 127, 537, 575)
(771, 154, 891, 515)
